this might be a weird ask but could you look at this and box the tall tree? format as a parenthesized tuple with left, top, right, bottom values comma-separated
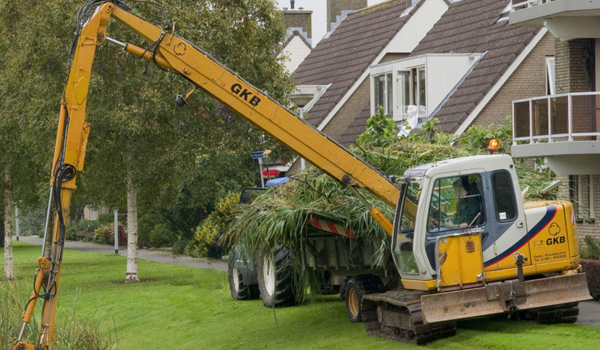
(0, 0, 64, 279)
(0, 0, 295, 283)
(72, 0, 295, 282)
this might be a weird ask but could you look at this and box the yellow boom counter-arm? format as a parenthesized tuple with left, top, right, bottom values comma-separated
(12, 2, 398, 349)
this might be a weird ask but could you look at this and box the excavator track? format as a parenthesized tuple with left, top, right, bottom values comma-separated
(362, 290, 456, 345)
(515, 302, 580, 324)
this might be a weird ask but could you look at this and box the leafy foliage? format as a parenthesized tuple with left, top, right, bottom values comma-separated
(356, 106, 399, 147)
(187, 192, 240, 258)
(581, 236, 600, 260)
(1, 0, 296, 255)
(93, 223, 127, 245)
(66, 220, 102, 241)
(581, 259, 600, 300)
(222, 169, 393, 297)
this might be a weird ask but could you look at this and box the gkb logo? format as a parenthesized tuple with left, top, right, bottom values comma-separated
(231, 83, 261, 107)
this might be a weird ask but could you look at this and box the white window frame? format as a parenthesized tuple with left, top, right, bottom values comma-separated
(546, 56, 556, 96)
(397, 66, 426, 121)
(373, 72, 394, 116)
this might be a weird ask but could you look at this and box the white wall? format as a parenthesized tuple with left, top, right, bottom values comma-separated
(279, 35, 312, 73)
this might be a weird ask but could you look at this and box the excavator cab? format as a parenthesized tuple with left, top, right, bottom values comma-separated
(393, 155, 534, 290)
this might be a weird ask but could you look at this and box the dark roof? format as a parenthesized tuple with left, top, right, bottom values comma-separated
(293, 0, 416, 127)
(410, 0, 540, 133)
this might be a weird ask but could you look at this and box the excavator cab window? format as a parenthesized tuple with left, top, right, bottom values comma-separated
(427, 174, 485, 232)
(425, 174, 485, 270)
(393, 180, 420, 275)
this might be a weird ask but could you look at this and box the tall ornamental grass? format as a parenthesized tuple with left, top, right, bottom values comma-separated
(0, 280, 116, 350)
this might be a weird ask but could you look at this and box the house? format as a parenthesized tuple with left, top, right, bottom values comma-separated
(294, 0, 449, 146)
(509, 0, 600, 238)
(279, 30, 313, 74)
(279, 3, 313, 73)
(294, 0, 554, 148)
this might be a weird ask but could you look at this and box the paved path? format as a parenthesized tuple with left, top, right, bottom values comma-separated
(15, 235, 600, 326)
(17, 235, 228, 272)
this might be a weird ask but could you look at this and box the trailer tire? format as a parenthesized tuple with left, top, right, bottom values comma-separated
(345, 275, 383, 323)
(256, 244, 298, 308)
(228, 248, 258, 300)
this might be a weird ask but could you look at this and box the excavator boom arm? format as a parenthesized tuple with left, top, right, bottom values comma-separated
(12, 2, 398, 349)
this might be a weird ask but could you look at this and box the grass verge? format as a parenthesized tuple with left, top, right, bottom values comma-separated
(3, 241, 600, 349)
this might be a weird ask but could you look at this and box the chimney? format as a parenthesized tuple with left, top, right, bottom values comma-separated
(282, 6, 312, 39)
(327, 0, 367, 30)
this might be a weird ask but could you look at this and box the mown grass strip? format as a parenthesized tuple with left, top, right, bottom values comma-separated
(3, 241, 600, 350)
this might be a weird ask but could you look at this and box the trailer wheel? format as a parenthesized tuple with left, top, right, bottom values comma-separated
(228, 248, 258, 300)
(345, 275, 383, 323)
(256, 244, 298, 308)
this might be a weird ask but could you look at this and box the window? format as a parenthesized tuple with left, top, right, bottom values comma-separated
(397, 67, 426, 119)
(427, 174, 484, 232)
(398, 71, 410, 114)
(492, 171, 517, 222)
(373, 73, 393, 116)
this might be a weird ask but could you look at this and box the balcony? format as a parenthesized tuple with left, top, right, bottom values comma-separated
(510, 0, 600, 40)
(512, 92, 600, 174)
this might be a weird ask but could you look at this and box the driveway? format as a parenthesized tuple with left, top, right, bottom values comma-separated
(15, 235, 600, 327)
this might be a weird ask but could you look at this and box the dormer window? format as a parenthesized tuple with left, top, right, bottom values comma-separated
(398, 67, 426, 117)
(370, 53, 482, 124)
(373, 73, 393, 116)
(372, 66, 427, 121)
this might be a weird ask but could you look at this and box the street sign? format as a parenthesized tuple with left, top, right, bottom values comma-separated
(251, 151, 264, 159)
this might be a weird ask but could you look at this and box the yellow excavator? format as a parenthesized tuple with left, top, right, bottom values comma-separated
(11, 1, 591, 349)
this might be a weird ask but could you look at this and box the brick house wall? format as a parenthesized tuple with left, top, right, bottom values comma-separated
(471, 32, 555, 129)
(555, 38, 593, 93)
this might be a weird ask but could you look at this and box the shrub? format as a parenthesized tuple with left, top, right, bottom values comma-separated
(172, 239, 189, 255)
(66, 227, 77, 241)
(581, 259, 600, 300)
(138, 211, 162, 248)
(93, 223, 127, 245)
(67, 220, 101, 241)
(186, 192, 240, 259)
(98, 212, 126, 225)
(148, 224, 177, 248)
(580, 236, 600, 260)
(18, 208, 46, 237)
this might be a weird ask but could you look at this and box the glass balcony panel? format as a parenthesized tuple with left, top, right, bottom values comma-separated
(532, 99, 548, 137)
(551, 96, 568, 135)
(514, 101, 531, 139)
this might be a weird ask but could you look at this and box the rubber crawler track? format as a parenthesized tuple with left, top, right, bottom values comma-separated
(516, 302, 580, 324)
(362, 290, 456, 345)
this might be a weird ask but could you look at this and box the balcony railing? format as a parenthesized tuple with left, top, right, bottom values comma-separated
(511, 0, 555, 11)
(512, 92, 600, 144)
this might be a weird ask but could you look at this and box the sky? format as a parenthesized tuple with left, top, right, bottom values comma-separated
(276, 0, 388, 46)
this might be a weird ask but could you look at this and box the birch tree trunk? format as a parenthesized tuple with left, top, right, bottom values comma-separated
(3, 165, 15, 280)
(125, 172, 140, 283)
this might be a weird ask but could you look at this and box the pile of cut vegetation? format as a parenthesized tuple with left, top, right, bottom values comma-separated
(222, 117, 557, 289)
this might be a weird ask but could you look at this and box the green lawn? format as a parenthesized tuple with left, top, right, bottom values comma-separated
(3, 241, 600, 350)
